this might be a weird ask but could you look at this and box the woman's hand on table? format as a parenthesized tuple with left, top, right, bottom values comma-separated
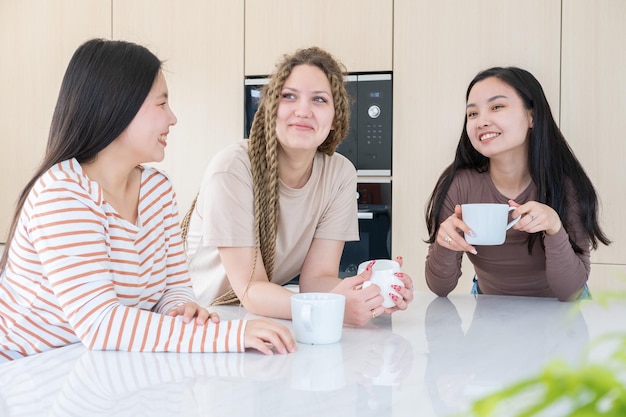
(167, 301, 220, 325)
(244, 318, 297, 355)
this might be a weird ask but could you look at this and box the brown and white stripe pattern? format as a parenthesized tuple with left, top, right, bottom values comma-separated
(0, 159, 245, 361)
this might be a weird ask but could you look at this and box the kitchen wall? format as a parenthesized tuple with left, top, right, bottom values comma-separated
(1, 0, 624, 292)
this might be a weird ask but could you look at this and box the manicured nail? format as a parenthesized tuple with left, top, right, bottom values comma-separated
(366, 260, 376, 271)
(468, 230, 476, 237)
(471, 249, 478, 255)
(390, 293, 399, 302)
(391, 285, 402, 292)
(394, 272, 404, 277)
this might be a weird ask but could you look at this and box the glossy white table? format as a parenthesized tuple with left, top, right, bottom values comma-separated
(1, 292, 623, 417)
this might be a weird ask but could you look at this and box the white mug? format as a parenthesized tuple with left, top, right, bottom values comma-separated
(291, 343, 345, 391)
(461, 203, 521, 245)
(291, 293, 345, 344)
(357, 259, 404, 308)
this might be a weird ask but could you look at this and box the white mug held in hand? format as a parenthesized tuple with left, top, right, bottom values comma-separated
(357, 259, 404, 308)
(291, 293, 345, 344)
(461, 203, 521, 245)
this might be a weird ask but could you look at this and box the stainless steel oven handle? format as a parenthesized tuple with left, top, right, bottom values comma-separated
(358, 212, 374, 220)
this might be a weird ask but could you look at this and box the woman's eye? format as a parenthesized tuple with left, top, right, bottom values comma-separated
(492, 104, 504, 110)
(281, 93, 296, 100)
(467, 111, 477, 119)
(313, 96, 328, 103)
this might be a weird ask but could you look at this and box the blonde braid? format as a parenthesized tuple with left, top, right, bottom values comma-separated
(261, 99, 280, 279)
(249, 70, 285, 282)
(179, 193, 198, 249)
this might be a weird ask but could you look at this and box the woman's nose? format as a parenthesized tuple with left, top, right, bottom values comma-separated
(477, 113, 490, 127)
(169, 107, 178, 126)
(294, 100, 312, 117)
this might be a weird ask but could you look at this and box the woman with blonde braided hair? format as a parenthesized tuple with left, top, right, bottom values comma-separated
(185, 47, 414, 326)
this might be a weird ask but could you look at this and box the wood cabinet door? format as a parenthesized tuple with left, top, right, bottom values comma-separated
(0, 0, 111, 241)
(244, 0, 393, 75)
(562, 0, 626, 272)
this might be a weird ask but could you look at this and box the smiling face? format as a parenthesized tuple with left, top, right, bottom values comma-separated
(275, 64, 335, 156)
(117, 71, 177, 164)
(465, 76, 533, 161)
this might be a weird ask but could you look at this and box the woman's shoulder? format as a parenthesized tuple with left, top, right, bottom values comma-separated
(37, 159, 95, 196)
(214, 140, 250, 166)
(318, 151, 356, 177)
(139, 165, 175, 194)
(44, 158, 86, 180)
(205, 140, 251, 176)
(25, 159, 102, 212)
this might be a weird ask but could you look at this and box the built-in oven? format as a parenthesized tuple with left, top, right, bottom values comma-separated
(339, 180, 392, 277)
(244, 73, 393, 176)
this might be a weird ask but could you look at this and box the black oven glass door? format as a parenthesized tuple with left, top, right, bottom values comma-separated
(244, 78, 268, 138)
(339, 209, 391, 278)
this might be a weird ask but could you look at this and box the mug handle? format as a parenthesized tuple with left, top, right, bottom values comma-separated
(302, 303, 313, 332)
(506, 207, 522, 230)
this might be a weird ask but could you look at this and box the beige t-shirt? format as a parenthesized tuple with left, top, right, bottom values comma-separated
(186, 140, 359, 306)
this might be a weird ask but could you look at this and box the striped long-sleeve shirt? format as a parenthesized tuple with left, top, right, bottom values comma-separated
(0, 159, 246, 361)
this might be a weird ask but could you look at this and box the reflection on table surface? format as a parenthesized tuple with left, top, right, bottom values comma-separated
(1, 291, 623, 417)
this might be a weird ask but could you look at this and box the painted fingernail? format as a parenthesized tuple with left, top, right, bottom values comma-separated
(390, 294, 399, 302)
(468, 230, 476, 237)
(394, 272, 404, 277)
(366, 260, 376, 271)
(392, 285, 403, 292)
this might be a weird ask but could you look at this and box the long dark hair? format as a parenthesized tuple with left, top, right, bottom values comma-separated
(425, 66, 610, 252)
(1, 38, 161, 272)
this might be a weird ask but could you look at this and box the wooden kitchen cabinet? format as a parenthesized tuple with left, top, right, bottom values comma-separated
(112, 0, 245, 218)
(392, 0, 562, 292)
(0, 0, 244, 241)
(561, 0, 626, 282)
(0, 0, 110, 241)
(244, 0, 393, 75)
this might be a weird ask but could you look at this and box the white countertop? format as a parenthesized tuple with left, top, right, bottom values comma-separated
(1, 291, 623, 416)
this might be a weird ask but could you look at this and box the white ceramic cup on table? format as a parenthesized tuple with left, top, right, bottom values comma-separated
(357, 259, 404, 308)
(290, 293, 345, 345)
(291, 343, 345, 391)
(461, 203, 521, 245)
